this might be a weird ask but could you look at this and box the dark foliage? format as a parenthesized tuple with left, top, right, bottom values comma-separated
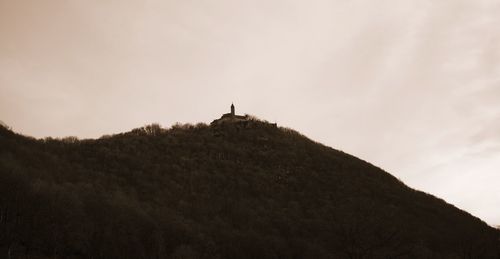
(0, 120, 499, 259)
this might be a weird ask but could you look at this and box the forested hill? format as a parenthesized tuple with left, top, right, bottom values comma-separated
(0, 119, 499, 259)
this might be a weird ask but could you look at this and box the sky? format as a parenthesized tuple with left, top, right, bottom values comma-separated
(0, 0, 499, 226)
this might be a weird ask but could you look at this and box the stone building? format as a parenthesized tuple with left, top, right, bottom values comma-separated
(211, 103, 249, 125)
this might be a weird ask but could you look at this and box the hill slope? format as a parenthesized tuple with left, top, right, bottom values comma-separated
(0, 119, 498, 258)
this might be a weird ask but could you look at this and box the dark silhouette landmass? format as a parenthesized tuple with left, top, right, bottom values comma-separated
(0, 116, 499, 259)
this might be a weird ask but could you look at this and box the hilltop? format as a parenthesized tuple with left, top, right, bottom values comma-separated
(0, 117, 499, 258)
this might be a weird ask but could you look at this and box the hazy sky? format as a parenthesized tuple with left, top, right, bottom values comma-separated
(1, 0, 499, 225)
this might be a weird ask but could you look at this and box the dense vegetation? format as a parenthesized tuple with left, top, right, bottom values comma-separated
(0, 119, 499, 259)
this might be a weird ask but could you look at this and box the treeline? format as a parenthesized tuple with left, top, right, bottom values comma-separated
(0, 120, 499, 258)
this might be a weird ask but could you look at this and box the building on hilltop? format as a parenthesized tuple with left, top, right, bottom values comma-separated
(210, 103, 277, 128)
(211, 103, 249, 125)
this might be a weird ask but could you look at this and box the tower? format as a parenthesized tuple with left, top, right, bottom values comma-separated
(231, 103, 235, 116)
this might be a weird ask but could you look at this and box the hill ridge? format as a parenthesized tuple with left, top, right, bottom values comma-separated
(0, 120, 498, 258)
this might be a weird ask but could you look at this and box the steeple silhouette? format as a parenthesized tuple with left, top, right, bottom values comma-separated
(211, 102, 255, 125)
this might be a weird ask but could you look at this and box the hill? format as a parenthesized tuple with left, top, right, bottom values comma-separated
(0, 118, 499, 258)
